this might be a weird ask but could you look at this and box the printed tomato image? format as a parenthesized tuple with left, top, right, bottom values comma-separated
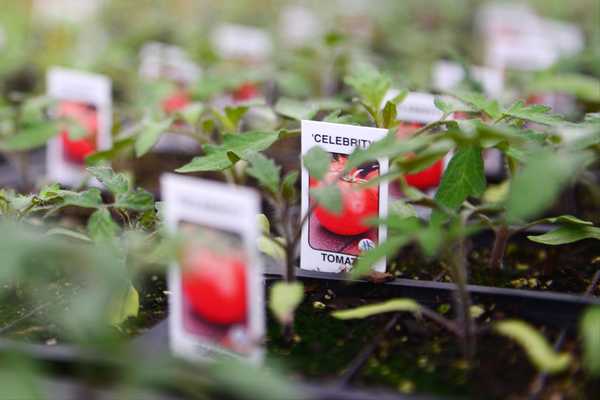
(310, 154, 379, 236)
(180, 245, 247, 325)
(232, 82, 259, 102)
(396, 122, 444, 190)
(162, 89, 191, 114)
(57, 101, 98, 164)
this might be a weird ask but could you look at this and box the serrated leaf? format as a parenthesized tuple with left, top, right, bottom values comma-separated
(281, 170, 299, 202)
(274, 98, 318, 120)
(1, 121, 58, 151)
(108, 284, 139, 326)
(115, 189, 154, 211)
(269, 281, 304, 325)
(87, 166, 129, 195)
(303, 146, 331, 180)
(87, 209, 119, 242)
(453, 91, 502, 120)
(580, 307, 600, 376)
(310, 184, 341, 214)
(504, 101, 564, 126)
(344, 65, 392, 112)
(245, 151, 281, 194)
(506, 149, 590, 223)
(61, 188, 103, 208)
(134, 118, 173, 157)
(176, 131, 280, 173)
(527, 225, 600, 245)
(494, 320, 571, 374)
(332, 299, 421, 320)
(351, 236, 410, 278)
(433, 145, 485, 219)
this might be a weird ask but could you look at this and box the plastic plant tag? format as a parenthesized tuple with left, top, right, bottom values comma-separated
(300, 120, 389, 274)
(161, 174, 264, 364)
(46, 67, 112, 187)
(432, 60, 505, 99)
(211, 24, 273, 63)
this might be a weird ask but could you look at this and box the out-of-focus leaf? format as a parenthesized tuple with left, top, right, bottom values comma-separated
(0, 121, 57, 151)
(281, 170, 299, 202)
(269, 281, 304, 325)
(580, 307, 600, 376)
(85, 137, 135, 165)
(303, 146, 331, 180)
(45, 227, 91, 242)
(494, 320, 571, 374)
(333, 299, 421, 319)
(108, 284, 139, 326)
(453, 91, 502, 120)
(528, 74, 600, 103)
(527, 225, 600, 245)
(274, 97, 318, 120)
(310, 184, 341, 214)
(135, 118, 173, 157)
(87, 209, 119, 242)
(351, 236, 410, 278)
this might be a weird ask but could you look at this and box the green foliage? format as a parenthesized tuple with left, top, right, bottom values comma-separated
(269, 281, 305, 325)
(302, 146, 331, 180)
(527, 225, 600, 245)
(176, 131, 282, 172)
(494, 320, 571, 374)
(580, 307, 600, 377)
(274, 97, 318, 121)
(332, 299, 421, 319)
(134, 117, 173, 157)
(246, 151, 281, 195)
(310, 184, 342, 214)
(88, 209, 120, 242)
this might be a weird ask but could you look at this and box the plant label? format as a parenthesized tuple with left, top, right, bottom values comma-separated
(211, 24, 273, 63)
(300, 120, 389, 273)
(432, 60, 505, 99)
(46, 67, 112, 187)
(161, 174, 264, 363)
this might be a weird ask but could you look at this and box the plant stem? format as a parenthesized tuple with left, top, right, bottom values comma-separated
(489, 225, 511, 270)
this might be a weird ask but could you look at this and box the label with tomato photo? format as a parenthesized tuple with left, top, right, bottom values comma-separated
(301, 120, 389, 274)
(161, 174, 264, 363)
(46, 67, 112, 186)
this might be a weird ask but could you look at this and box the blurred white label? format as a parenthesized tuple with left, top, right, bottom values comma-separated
(211, 24, 272, 62)
(433, 60, 504, 98)
(385, 91, 443, 123)
(279, 5, 322, 47)
(33, 0, 104, 23)
(139, 42, 201, 85)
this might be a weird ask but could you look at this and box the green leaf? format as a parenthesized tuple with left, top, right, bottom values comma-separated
(115, 189, 154, 211)
(61, 188, 103, 208)
(504, 101, 564, 126)
(494, 320, 571, 374)
(269, 281, 304, 325)
(528, 74, 600, 103)
(453, 91, 502, 120)
(433, 145, 485, 217)
(45, 227, 91, 242)
(224, 105, 250, 129)
(245, 151, 281, 194)
(527, 225, 600, 245)
(351, 236, 411, 278)
(87, 165, 129, 195)
(274, 97, 318, 121)
(177, 102, 204, 125)
(108, 284, 139, 326)
(85, 137, 135, 166)
(344, 65, 392, 112)
(323, 110, 354, 125)
(258, 236, 286, 262)
(134, 118, 173, 157)
(87, 209, 119, 242)
(332, 299, 421, 320)
(1, 121, 58, 151)
(303, 146, 331, 180)
(257, 213, 270, 234)
(382, 101, 398, 129)
(580, 307, 600, 376)
(281, 170, 299, 202)
(542, 215, 594, 226)
(310, 184, 341, 214)
(506, 149, 590, 223)
(176, 131, 281, 173)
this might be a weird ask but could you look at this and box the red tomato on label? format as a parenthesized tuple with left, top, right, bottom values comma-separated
(57, 101, 98, 164)
(233, 82, 259, 102)
(181, 247, 247, 325)
(162, 90, 190, 114)
(396, 123, 444, 190)
(312, 157, 379, 236)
